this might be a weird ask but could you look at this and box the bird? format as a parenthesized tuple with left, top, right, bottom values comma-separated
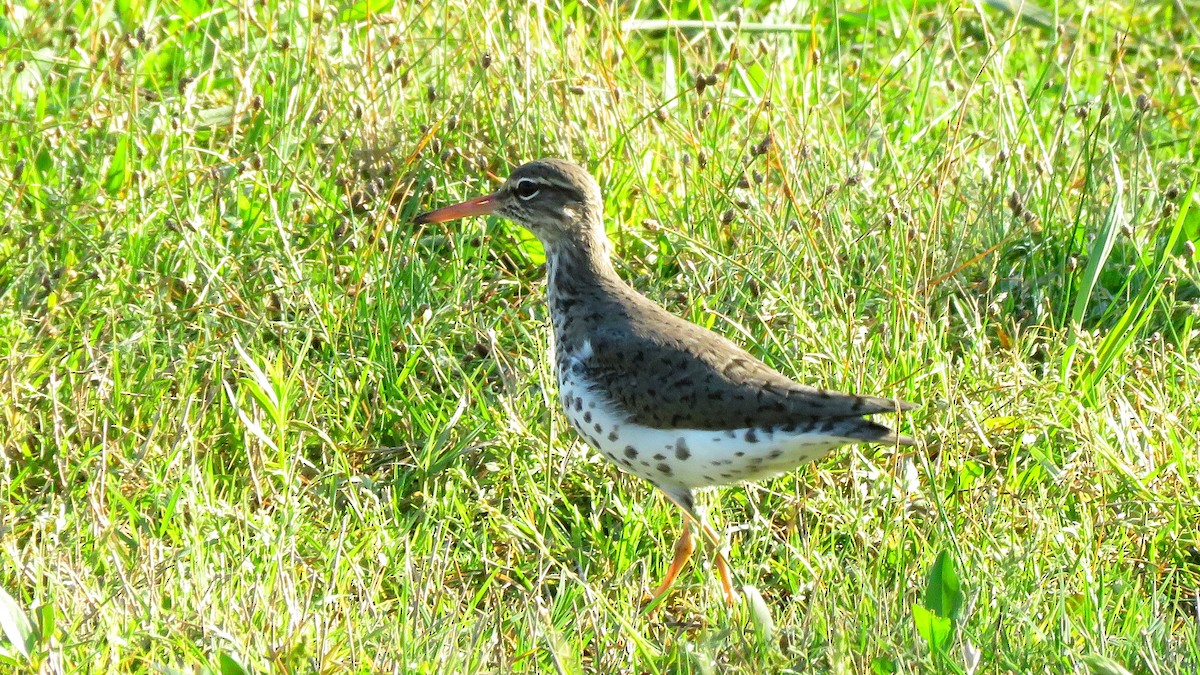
(414, 159, 916, 608)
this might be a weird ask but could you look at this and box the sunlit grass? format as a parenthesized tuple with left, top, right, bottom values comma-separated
(2, 0, 1198, 672)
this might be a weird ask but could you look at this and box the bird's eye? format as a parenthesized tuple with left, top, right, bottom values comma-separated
(514, 178, 541, 201)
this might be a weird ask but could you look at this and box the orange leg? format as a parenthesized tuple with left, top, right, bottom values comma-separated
(642, 512, 740, 611)
(642, 524, 696, 609)
(699, 520, 737, 605)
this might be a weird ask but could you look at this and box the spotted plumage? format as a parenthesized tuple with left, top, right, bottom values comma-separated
(415, 158, 917, 607)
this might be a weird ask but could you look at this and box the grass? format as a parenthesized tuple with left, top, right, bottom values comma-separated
(2, 0, 1199, 672)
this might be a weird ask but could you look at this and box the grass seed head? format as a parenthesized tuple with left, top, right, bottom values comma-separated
(753, 133, 772, 156)
(1007, 191, 1024, 217)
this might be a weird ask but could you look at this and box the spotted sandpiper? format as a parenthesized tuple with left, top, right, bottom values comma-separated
(415, 159, 916, 607)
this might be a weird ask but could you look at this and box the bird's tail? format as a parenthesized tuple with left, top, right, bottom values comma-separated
(842, 419, 917, 447)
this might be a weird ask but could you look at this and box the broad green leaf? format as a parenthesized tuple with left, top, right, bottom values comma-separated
(912, 604, 954, 652)
(34, 604, 54, 645)
(0, 584, 34, 658)
(177, 0, 206, 20)
(742, 585, 775, 643)
(514, 226, 547, 265)
(1181, 192, 1199, 243)
(35, 147, 52, 174)
(956, 459, 985, 492)
(218, 652, 249, 675)
(105, 135, 131, 193)
(924, 550, 964, 621)
(340, 0, 395, 22)
(195, 106, 235, 128)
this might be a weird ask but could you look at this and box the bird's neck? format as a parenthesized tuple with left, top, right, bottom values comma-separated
(544, 235, 619, 294)
(543, 235, 629, 351)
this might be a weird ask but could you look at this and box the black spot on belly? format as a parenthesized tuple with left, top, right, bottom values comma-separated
(608, 430, 619, 442)
(583, 411, 592, 423)
(768, 449, 782, 460)
(656, 463, 673, 476)
(675, 437, 690, 460)
(653, 453, 665, 461)
(735, 451, 745, 457)
(624, 446, 638, 459)
(594, 423, 603, 433)
(820, 419, 838, 432)
(574, 398, 583, 412)
(745, 429, 759, 443)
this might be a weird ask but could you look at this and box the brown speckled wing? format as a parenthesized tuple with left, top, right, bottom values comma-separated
(580, 316, 915, 433)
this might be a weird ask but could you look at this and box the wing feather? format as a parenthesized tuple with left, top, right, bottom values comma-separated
(577, 315, 914, 431)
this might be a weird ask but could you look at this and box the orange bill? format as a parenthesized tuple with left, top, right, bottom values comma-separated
(413, 193, 498, 224)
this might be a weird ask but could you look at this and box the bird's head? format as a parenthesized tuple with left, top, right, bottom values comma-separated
(415, 159, 606, 252)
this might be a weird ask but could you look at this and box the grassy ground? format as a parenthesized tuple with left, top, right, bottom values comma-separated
(2, 0, 1199, 672)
